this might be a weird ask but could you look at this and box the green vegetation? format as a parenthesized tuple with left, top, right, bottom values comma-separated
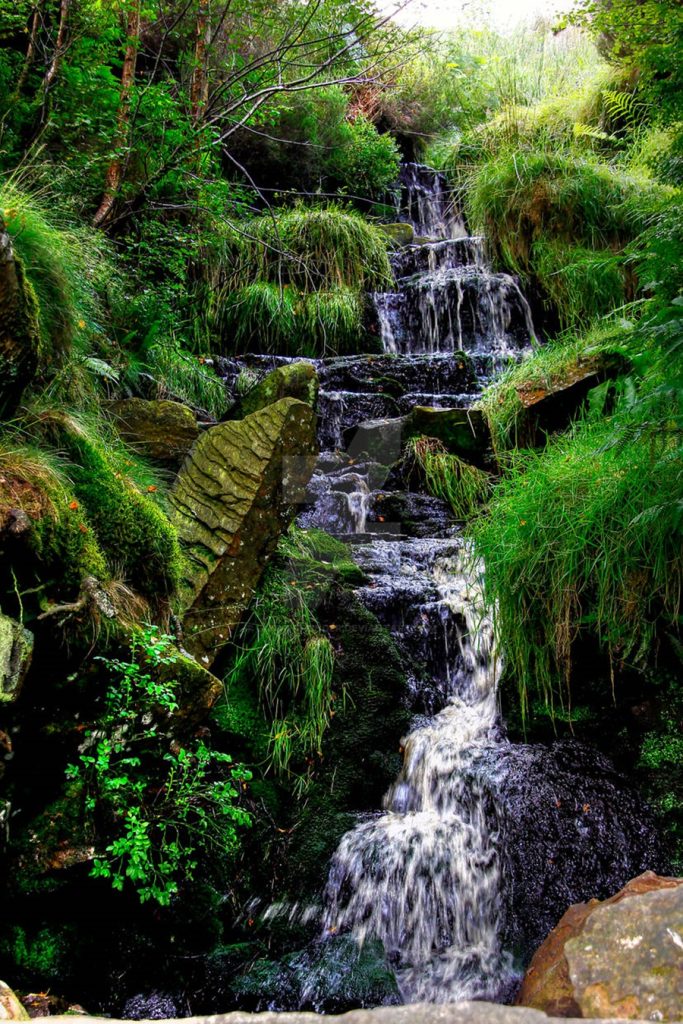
(66, 626, 252, 906)
(223, 527, 361, 789)
(405, 436, 491, 520)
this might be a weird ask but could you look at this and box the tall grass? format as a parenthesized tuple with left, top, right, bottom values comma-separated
(220, 281, 365, 357)
(465, 151, 659, 278)
(221, 205, 392, 294)
(0, 179, 114, 360)
(473, 389, 682, 721)
(224, 527, 355, 787)
(406, 436, 491, 520)
(532, 241, 626, 329)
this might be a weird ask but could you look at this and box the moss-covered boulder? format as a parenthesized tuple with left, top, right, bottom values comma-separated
(378, 223, 415, 247)
(35, 412, 183, 603)
(171, 398, 317, 666)
(0, 217, 39, 419)
(236, 362, 319, 419)
(106, 399, 199, 465)
(0, 613, 32, 704)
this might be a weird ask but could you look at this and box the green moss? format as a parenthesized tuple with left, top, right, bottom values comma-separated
(0, 248, 40, 416)
(0, 924, 75, 986)
(36, 413, 183, 601)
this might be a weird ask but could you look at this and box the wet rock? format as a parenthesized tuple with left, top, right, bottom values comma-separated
(121, 992, 180, 1020)
(517, 871, 683, 1020)
(0, 612, 33, 703)
(511, 351, 629, 446)
(172, 398, 317, 666)
(478, 741, 663, 962)
(45, 1002, 683, 1023)
(237, 361, 319, 418)
(106, 398, 199, 464)
(0, 216, 40, 418)
(0, 981, 28, 1020)
(345, 407, 490, 467)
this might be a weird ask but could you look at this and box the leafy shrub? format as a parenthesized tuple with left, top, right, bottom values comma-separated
(67, 627, 252, 906)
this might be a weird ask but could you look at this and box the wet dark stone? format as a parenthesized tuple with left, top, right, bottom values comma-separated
(471, 738, 664, 962)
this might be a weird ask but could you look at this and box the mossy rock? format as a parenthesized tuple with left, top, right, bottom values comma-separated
(236, 362, 319, 419)
(0, 219, 40, 419)
(0, 612, 33, 703)
(106, 399, 199, 465)
(378, 222, 415, 247)
(347, 407, 491, 468)
(36, 412, 183, 603)
(172, 398, 317, 667)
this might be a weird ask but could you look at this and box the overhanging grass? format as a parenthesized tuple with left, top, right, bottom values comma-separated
(465, 150, 662, 278)
(0, 180, 114, 361)
(221, 205, 392, 293)
(406, 436, 491, 520)
(224, 527, 356, 789)
(532, 240, 627, 330)
(221, 281, 365, 357)
(472, 406, 682, 721)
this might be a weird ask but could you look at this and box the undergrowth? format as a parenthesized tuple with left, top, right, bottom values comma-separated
(405, 436, 491, 520)
(473, 366, 683, 720)
(223, 527, 360, 792)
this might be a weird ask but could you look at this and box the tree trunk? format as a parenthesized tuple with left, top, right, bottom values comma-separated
(14, 5, 42, 98)
(92, 1, 142, 229)
(190, 2, 211, 122)
(42, 0, 70, 95)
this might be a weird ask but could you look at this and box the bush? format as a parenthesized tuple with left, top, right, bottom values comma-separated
(532, 241, 627, 329)
(67, 627, 252, 905)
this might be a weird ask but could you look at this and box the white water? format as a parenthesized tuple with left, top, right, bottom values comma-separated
(323, 546, 514, 1003)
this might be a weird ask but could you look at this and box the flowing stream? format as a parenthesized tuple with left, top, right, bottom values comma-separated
(219, 164, 661, 1009)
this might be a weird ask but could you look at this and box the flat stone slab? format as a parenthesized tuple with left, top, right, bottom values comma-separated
(43, 1003, 683, 1023)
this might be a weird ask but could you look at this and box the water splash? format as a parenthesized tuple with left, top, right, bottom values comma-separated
(323, 550, 516, 1003)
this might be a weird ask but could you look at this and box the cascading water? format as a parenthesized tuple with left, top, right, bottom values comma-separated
(323, 547, 516, 1003)
(373, 164, 535, 361)
(217, 165, 661, 1011)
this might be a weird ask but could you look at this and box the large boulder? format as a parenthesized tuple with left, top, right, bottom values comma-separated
(0, 217, 39, 418)
(0, 981, 28, 1020)
(171, 397, 317, 666)
(517, 871, 683, 1019)
(106, 398, 199, 464)
(0, 612, 33, 703)
(236, 361, 319, 419)
(509, 351, 628, 447)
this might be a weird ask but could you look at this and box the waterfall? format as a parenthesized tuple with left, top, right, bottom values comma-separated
(374, 164, 535, 359)
(322, 548, 516, 1003)
(219, 164, 661, 1012)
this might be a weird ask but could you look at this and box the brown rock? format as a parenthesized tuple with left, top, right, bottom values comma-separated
(106, 398, 199, 464)
(171, 397, 317, 667)
(0, 981, 28, 1020)
(517, 871, 683, 1019)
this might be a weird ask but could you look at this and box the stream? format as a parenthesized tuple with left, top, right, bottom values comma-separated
(218, 164, 662, 1010)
